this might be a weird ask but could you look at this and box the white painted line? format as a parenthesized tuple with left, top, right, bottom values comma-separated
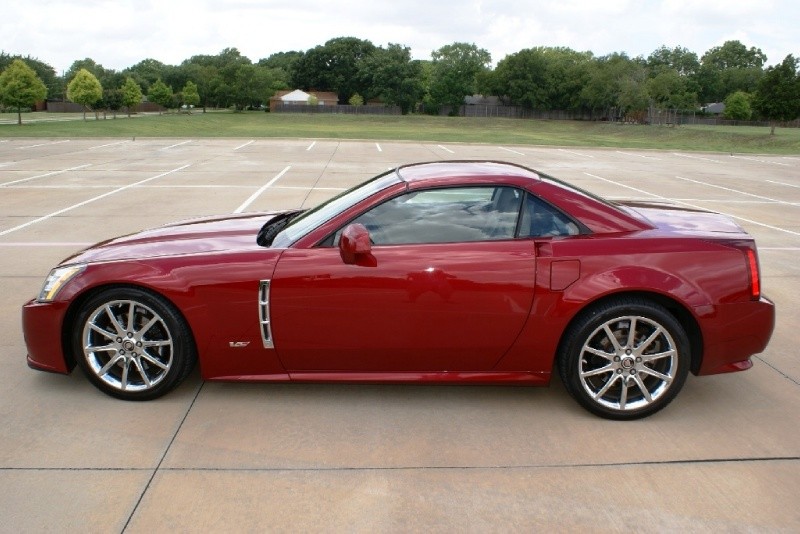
(306, 141, 317, 151)
(766, 179, 800, 189)
(616, 151, 661, 160)
(234, 140, 255, 151)
(375, 143, 382, 152)
(0, 162, 13, 168)
(674, 175, 797, 207)
(0, 164, 191, 237)
(161, 140, 192, 150)
(437, 145, 455, 154)
(0, 140, 9, 143)
(0, 242, 93, 247)
(558, 148, 594, 159)
(499, 147, 525, 156)
(234, 166, 291, 214)
(274, 186, 347, 191)
(732, 155, 790, 167)
(0, 164, 92, 187)
(672, 152, 723, 163)
(584, 172, 800, 237)
(19, 140, 71, 149)
(89, 140, 131, 150)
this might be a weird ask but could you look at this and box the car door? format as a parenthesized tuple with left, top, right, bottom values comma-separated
(269, 186, 538, 373)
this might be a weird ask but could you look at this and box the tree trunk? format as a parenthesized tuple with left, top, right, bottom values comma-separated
(770, 122, 776, 135)
(16, 106, 22, 125)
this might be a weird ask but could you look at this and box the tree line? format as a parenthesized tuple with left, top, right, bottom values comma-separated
(1, 38, 799, 131)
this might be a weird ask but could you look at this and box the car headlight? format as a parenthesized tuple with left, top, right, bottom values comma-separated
(38, 264, 86, 302)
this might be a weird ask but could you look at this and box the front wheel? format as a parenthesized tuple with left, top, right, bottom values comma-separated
(72, 287, 196, 401)
(558, 298, 690, 420)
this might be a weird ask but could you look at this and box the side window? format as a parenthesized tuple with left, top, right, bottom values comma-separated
(520, 194, 581, 237)
(351, 186, 523, 245)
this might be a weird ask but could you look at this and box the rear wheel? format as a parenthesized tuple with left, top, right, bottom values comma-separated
(558, 298, 690, 420)
(72, 287, 196, 401)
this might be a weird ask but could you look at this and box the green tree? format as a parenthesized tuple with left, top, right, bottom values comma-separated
(121, 77, 143, 117)
(492, 47, 592, 110)
(0, 58, 48, 125)
(348, 93, 364, 106)
(356, 43, 423, 114)
(67, 68, 103, 120)
(647, 46, 700, 77)
(181, 80, 200, 110)
(697, 40, 766, 103)
(723, 91, 752, 120)
(753, 54, 800, 135)
(148, 78, 174, 113)
(647, 69, 698, 110)
(429, 42, 491, 115)
(292, 37, 376, 103)
(123, 58, 169, 93)
(580, 53, 648, 120)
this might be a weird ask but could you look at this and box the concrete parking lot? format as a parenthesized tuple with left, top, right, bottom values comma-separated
(1, 137, 798, 532)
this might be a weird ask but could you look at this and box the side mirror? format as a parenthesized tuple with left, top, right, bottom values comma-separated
(339, 223, 372, 264)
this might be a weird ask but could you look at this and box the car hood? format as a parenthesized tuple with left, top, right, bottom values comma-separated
(619, 201, 746, 235)
(62, 212, 287, 265)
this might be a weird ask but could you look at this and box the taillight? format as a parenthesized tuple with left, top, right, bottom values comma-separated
(745, 248, 761, 300)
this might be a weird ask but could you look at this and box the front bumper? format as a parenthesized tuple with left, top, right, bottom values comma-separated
(22, 298, 72, 375)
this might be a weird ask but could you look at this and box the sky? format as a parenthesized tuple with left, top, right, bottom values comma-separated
(2, 0, 798, 74)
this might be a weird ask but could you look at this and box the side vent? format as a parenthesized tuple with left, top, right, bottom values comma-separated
(259, 280, 274, 349)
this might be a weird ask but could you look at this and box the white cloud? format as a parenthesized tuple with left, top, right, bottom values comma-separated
(2, 0, 796, 73)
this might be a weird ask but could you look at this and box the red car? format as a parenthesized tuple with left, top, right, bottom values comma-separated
(22, 161, 775, 419)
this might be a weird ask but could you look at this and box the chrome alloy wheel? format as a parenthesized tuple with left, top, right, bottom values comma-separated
(578, 315, 678, 411)
(82, 299, 174, 392)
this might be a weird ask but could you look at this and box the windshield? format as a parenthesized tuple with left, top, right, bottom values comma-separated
(271, 170, 402, 248)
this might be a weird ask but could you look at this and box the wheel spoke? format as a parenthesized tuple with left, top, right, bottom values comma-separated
(641, 349, 676, 363)
(105, 305, 126, 336)
(120, 360, 130, 390)
(139, 350, 169, 370)
(618, 378, 629, 409)
(87, 342, 117, 353)
(639, 366, 673, 383)
(126, 302, 136, 333)
(580, 364, 614, 378)
(593, 373, 620, 400)
(583, 346, 615, 360)
(634, 326, 663, 356)
(98, 354, 124, 375)
(89, 323, 117, 340)
(632, 374, 653, 403)
(137, 316, 159, 337)
(132, 358, 151, 388)
(142, 340, 170, 348)
(602, 324, 623, 352)
(626, 317, 637, 348)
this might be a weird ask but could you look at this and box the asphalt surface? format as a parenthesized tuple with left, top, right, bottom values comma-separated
(1, 137, 798, 532)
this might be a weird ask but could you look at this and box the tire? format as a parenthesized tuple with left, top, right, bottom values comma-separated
(72, 287, 197, 401)
(558, 297, 690, 420)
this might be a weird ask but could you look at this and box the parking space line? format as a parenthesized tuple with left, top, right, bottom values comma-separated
(616, 151, 661, 160)
(437, 145, 455, 154)
(234, 166, 291, 213)
(161, 140, 192, 150)
(89, 140, 131, 150)
(558, 148, 594, 158)
(375, 143, 382, 152)
(19, 140, 71, 150)
(499, 147, 525, 156)
(233, 140, 255, 151)
(766, 179, 800, 189)
(584, 172, 800, 238)
(306, 141, 316, 151)
(675, 175, 798, 207)
(672, 153, 723, 163)
(0, 164, 92, 187)
(0, 164, 191, 237)
(732, 155, 790, 167)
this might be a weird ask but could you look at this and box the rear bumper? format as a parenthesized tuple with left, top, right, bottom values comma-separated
(696, 296, 775, 376)
(22, 298, 72, 375)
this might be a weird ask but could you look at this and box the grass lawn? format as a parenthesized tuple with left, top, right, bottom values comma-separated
(1, 110, 799, 154)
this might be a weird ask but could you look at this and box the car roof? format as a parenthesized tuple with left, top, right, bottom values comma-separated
(395, 161, 542, 184)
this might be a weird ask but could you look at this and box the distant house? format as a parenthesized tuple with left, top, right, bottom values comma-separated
(702, 102, 726, 115)
(269, 90, 339, 111)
